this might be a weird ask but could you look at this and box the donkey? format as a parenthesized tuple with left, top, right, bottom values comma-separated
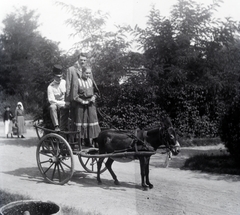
(97, 117, 180, 190)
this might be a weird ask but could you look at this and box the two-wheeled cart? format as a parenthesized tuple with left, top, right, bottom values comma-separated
(34, 124, 156, 185)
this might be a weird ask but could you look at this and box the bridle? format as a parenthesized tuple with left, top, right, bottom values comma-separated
(158, 126, 179, 155)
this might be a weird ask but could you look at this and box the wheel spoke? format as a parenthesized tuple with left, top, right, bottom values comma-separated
(83, 158, 90, 166)
(60, 160, 72, 169)
(91, 158, 97, 165)
(43, 162, 55, 174)
(51, 163, 57, 180)
(59, 162, 66, 174)
(41, 141, 54, 154)
(57, 164, 61, 182)
(50, 138, 59, 155)
(90, 159, 94, 171)
(39, 152, 52, 157)
(50, 139, 55, 150)
(40, 160, 51, 164)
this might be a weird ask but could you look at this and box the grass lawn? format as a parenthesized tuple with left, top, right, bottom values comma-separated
(178, 137, 240, 175)
(180, 137, 240, 175)
(182, 154, 240, 175)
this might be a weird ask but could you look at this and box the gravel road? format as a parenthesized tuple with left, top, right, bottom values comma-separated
(0, 121, 240, 215)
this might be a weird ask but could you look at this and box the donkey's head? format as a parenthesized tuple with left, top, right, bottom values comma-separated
(165, 126, 181, 155)
(146, 117, 180, 155)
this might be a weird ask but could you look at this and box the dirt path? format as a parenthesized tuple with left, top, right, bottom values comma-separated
(0, 121, 240, 215)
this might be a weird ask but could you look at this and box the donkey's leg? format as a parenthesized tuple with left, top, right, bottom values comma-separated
(105, 158, 119, 185)
(145, 156, 153, 189)
(139, 157, 148, 190)
(97, 157, 104, 184)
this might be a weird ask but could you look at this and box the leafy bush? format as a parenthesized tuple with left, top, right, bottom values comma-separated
(98, 82, 228, 139)
(157, 85, 224, 138)
(98, 83, 165, 129)
(219, 94, 240, 162)
(99, 103, 164, 130)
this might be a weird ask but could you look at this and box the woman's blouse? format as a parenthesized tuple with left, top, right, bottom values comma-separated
(15, 108, 24, 117)
(78, 78, 94, 99)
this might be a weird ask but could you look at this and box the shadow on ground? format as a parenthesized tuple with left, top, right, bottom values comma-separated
(2, 167, 143, 191)
(0, 137, 39, 147)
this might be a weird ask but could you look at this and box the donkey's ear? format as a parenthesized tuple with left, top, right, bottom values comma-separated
(136, 128, 144, 140)
(160, 121, 165, 129)
(163, 117, 173, 128)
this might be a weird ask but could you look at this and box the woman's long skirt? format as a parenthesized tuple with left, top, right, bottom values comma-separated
(16, 116, 25, 136)
(75, 103, 101, 139)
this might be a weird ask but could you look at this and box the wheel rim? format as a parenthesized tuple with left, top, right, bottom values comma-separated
(78, 155, 107, 174)
(36, 133, 74, 185)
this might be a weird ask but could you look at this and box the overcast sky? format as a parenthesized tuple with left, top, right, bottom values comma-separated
(0, 0, 240, 52)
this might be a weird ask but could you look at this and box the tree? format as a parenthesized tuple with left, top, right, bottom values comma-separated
(129, 0, 240, 137)
(0, 6, 64, 113)
(53, 0, 240, 138)
(56, 1, 133, 85)
(0, 6, 40, 96)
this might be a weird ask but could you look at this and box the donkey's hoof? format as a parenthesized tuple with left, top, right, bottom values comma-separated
(114, 180, 120, 185)
(98, 181, 102, 185)
(143, 186, 148, 191)
(148, 184, 153, 189)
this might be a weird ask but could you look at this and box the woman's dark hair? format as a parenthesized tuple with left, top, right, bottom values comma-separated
(82, 66, 91, 73)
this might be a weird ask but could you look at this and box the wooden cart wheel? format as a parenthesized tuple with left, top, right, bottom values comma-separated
(36, 133, 74, 185)
(78, 152, 107, 174)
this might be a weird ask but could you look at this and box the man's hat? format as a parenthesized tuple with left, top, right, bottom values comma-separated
(4, 105, 10, 109)
(53, 64, 63, 76)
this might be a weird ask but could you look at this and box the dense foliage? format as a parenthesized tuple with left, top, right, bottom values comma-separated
(0, 7, 61, 113)
(0, 6, 81, 116)
(97, 81, 165, 130)
(94, 0, 240, 140)
(1, 0, 240, 159)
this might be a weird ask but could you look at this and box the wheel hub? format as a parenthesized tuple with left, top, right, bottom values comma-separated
(50, 156, 59, 163)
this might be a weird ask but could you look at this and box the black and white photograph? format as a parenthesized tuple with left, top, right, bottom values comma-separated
(0, 0, 240, 214)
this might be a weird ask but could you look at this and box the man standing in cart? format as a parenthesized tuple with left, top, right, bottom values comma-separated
(65, 52, 89, 131)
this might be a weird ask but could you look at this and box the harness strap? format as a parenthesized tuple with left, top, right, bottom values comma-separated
(143, 131, 148, 144)
(129, 129, 154, 152)
(98, 108, 155, 152)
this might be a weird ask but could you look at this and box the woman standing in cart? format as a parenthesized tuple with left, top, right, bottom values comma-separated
(15, 101, 26, 138)
(72, 66, 101, 147)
